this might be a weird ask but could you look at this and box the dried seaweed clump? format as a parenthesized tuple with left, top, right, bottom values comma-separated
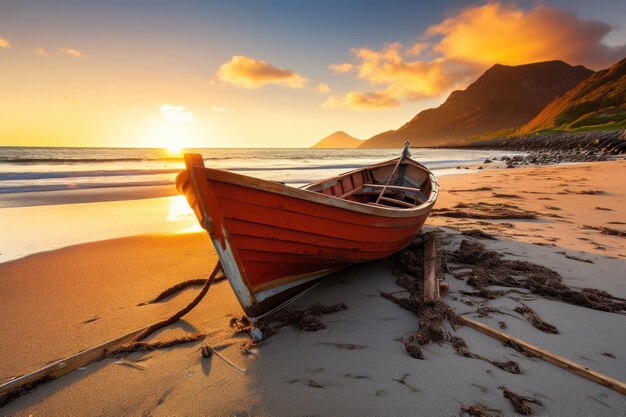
(514, 305, 559, 334)
(233, 303, 348, 347)
(450, 239, 626, 313)
(384, 236, 519, 373)
(432, 202, 537, 220)
(460, 404, 502, 417)
(461, 229, 497, 240)
(499, 386, 543, 415)
(451, 337, 520, 374)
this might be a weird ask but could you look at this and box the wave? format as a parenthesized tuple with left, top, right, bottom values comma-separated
(0, 169, 180, 181)
(0, 157, 185, 164)
(0, 180, 175, 194)
(0, 163, 369, 182)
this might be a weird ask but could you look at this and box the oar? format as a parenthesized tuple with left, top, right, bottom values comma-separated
(375, 141, 410, 204)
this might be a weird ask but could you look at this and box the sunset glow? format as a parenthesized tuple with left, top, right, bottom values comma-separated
(0, 1, 624, 148)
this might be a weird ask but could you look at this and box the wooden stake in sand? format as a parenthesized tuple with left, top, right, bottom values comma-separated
(458, 315, 626, 395)
(422, 232, 440, 304)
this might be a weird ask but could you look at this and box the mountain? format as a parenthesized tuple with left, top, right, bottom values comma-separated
(520, 57, 626, 134)
(311, 131, 364, 148)
(359, 61, 594, 148)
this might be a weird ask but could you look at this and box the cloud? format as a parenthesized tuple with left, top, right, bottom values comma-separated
(326, 2, 625, 110)
(323, 91, 400, 110)
(159, 104, 195, 122)
(0, 37, 10, 49)
(312, 83, 331, 94)
(212, 105, 228, 112)
(217, 55, 308, 89)
(351, 42, 478, 99)
(427, 2, 626, 69)
(60, 48, 85, 58)
(405, 42, 429, 57)
(329, 63, 354, 73)
(34, 47, 48, 57)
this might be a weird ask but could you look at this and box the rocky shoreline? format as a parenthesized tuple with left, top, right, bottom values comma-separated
(465, 129, 626, 154)
(453, 129, 626, 167)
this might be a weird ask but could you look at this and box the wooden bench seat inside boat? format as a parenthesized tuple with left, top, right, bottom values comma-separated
(304, 158, 433, 209)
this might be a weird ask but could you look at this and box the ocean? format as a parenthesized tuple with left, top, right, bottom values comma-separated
(0, 147, 521, 200)
(0, 146, 524, 263)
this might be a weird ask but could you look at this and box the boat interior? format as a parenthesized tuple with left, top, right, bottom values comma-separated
(304, 160, 434, 209)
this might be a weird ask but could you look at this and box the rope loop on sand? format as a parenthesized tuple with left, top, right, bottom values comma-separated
(131, 261, 222, 343)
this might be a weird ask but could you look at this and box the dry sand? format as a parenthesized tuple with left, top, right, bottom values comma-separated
(0, 161, 625, 416)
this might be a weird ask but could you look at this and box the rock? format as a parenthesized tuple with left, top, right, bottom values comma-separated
(201, 345, 213, 358)
(483, 159, 493, 163)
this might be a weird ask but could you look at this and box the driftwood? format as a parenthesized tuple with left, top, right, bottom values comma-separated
(422, 234, 626, 395)
(459, 316, 626, 395)
(0, 262, 222, 404)
(0, 326, 149, 403)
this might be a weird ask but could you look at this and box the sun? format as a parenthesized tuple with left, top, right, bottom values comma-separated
(165, 144, 184, 155)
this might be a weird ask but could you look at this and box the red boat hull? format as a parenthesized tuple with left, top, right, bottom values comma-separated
(177, 153, 438, 316)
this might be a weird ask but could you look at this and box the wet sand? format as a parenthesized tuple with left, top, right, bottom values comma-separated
(1, 161, 625, 416)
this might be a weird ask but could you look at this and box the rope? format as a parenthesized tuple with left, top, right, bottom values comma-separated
(131, 261, 222, 342)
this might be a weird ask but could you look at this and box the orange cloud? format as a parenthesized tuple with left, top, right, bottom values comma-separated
(312, 83, 331, 94)
(34, 46, 48, 57)
(329, 63, 354, 73)
(217, 55, 308, 89)
(60, 47, 85, 58)
(0, 37, 10, 49)
(428, 2, 626, 69)
(327, 2, 625, 110)
(322, 91, 400, 110)
(352, 43, 477, 99)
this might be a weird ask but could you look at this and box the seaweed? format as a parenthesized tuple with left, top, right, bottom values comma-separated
(460, 404, 502, 417)
(234, 303, 348, 350)
(499, 386, 543, 415)
(514, 305, 559, 334)
(450, 239, 625, 313)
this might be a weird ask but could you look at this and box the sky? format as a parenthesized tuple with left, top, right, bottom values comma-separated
(0, 0, 625, 149)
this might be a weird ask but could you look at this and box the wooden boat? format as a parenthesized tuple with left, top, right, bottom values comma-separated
(176, 144, 438, 317)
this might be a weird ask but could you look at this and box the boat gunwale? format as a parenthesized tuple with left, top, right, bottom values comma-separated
(198, 157, 439, 219)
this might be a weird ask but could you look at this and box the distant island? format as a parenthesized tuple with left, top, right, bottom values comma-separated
(311, 131, 364, 148)
(312, 57, 626, 149)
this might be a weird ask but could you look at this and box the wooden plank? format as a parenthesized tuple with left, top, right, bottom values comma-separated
(338, 185, 363, 199)
(375, 157, 405, 204)
(379, 196, 415, 208)
(459, 316, 626, 395)
(0, 325, 150, 401)
(363, 184, 420, 193)
(422, 232, 439, 304)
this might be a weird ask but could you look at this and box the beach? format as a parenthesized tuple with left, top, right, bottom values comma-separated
(1, 160, 625, 416)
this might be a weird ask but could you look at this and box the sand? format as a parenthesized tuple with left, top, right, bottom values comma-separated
(1, 161, 625, 416)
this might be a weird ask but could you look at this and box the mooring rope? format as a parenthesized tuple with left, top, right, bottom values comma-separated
(130, 261, 222, 343)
